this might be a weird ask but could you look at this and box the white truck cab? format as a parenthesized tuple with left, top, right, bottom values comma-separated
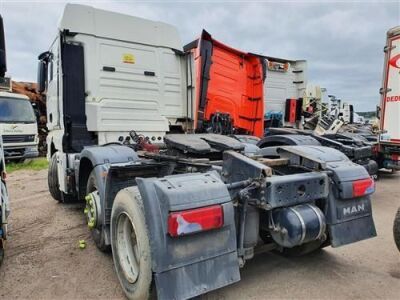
(0, 83, 39, 161)
(38, 4, 188, 195)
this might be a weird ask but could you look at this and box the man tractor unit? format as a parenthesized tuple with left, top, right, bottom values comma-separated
(39, 5, 377, 299)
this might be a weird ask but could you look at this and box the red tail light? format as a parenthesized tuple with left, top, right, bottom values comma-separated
(353, 178, 375, 198)
(1, 171, 6, 180)
(168, 205, 224, 237)
(391, 154, 400, 161)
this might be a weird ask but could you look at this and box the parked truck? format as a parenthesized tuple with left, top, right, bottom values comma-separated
(378, 26, 400, 251)
(0, 15, 39, 161)
(377, 26, 400, 171)
(39, 5, 377, 299)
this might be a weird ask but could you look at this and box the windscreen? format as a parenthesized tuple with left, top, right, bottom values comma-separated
(0, 97, 36, 123)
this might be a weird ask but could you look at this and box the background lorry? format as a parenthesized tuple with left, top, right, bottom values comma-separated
(379, 26, 400, 251)
(377, 26, 400, 171)
(0, 14, 39, 162)
(39, 4, 377, 299)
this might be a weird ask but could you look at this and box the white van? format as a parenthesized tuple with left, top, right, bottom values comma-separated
(0, 90, 39, 161)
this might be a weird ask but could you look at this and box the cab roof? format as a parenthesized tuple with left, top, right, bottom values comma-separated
(0, 91, 29, 100)
(388, 26, 400, 38)
(59, 4, 182, 50)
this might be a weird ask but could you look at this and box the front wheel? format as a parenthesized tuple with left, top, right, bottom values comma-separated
(48, 153, 62, 201)
(393, 207, 400, 252)
(111, 187, 153, 300)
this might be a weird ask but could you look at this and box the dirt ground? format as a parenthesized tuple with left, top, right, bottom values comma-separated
(0, 169, 399, 299)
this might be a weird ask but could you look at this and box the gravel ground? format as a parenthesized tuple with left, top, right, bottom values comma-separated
(0, 169, 399, 299)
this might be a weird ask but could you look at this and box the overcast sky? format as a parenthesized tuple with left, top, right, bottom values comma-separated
(1, 0, 399, 111)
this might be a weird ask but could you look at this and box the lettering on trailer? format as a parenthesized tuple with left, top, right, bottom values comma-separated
(386, 95, 400, 102)
(343, 204, 365, 216)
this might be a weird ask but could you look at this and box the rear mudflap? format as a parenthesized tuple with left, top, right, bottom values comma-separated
(329, 215, 376, 247)
(136, 171, 240, 300)
(155, 250, 239, 299)
(326, 195, 377, 247)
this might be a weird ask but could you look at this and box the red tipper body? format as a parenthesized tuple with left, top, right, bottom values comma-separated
(185, 30, 265, 137)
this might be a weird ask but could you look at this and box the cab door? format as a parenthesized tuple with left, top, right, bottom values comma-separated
(46, 39, 60, 130)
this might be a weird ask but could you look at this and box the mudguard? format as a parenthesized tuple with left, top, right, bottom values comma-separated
(257, 134, 321, 148)
(79, 145, 138, 167)
(76, 145, 139, 199)
(136, 171, 240, 300)
(77, 145, 140, 244)
(324, 160, 377, 247)
(277, 146, 377, 247)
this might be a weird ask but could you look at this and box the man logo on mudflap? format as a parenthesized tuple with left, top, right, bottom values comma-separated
(343, 204, 365, 216)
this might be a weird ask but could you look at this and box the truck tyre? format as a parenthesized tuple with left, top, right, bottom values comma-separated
(111, 187, 153, 300)
(48, 153, 62, 201)
(393, 207, 400, 252)
(86, 170, 110, 252)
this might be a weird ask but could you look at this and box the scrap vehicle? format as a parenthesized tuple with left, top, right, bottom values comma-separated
(39, 4, 377, 299)
(255, 51, 378, 176)
(0, 15, 39, 161)
(12, 81, 47, 156)
(377, 26, 400, 171)
(0, 134, 9, 264)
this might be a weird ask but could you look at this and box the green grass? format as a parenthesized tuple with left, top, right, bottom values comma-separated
(6, 157, 48, 173)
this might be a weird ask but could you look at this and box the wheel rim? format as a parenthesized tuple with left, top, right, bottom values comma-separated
(116, 212, 140, 284)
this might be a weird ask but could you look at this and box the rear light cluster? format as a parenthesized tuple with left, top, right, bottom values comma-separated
(352, 178, 375, 198)
(391, 154, 400, 161)
(168, 205, 224, 237)
(1, 171, 6, 181)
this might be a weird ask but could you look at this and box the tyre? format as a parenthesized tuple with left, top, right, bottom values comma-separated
(48, 153, 62, 201)
(86, 170, 110, 252)
(393, 207, 400, 252)
(111, 187, 153, 300)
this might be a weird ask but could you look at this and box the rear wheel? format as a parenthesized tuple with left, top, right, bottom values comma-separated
(393, 207, 400, 252)
(111, 187, 153, 300)
(48, 153, 61, 201)
(86, 170, 110, 252)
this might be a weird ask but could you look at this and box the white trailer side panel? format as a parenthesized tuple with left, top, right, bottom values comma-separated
(380, 26, 400, 144)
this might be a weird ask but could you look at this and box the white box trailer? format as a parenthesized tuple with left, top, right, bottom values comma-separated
(378, 26, 400, 169)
